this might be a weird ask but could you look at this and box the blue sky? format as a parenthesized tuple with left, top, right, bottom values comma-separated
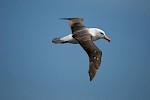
(0, 0, 150, 100)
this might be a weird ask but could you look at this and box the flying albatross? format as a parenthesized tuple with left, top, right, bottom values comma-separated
(52, 18, 111, 81)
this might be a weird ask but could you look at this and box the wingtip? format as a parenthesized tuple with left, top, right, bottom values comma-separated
(88, 68, 97, 82)
(90, 79, 92, 81)
(60, 18, 84, 21)
(90, 77, 94, 81)
(60, 18, 69, 20)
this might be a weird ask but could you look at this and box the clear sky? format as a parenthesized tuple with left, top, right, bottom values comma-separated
(0, 0, 150, 100)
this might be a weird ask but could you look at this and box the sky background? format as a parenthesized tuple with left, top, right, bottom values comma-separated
(0, 0, 150, 100)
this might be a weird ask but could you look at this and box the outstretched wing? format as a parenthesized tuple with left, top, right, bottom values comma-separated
(62, 18, 102, 81)
(61, 18, 85, 33)
(73, 32, 102, 81)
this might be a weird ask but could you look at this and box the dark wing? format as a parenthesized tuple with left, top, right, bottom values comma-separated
(61, 18, 85, 33)
(73, 32, 102, 81)
(62, 18, 102, 81)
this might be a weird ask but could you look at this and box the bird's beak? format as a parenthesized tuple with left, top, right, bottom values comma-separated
(104, 35, 111, 42)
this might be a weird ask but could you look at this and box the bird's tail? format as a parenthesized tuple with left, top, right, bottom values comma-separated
(52, 38, 67, 44)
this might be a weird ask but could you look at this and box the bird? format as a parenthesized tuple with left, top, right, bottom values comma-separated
(52, 18, 111, 81)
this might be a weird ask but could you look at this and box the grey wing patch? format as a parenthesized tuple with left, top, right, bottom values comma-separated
(73, 32, 102, 81)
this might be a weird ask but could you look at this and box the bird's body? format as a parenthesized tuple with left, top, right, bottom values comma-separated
(52, 28, 105, 44)
(52, 18, 110, 81)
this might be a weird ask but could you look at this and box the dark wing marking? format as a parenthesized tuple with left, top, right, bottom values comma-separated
(73, 32, 102, 81)
(63, 18, 102, 81)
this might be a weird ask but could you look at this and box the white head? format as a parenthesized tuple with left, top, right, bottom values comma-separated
(96, 28, 111, 42)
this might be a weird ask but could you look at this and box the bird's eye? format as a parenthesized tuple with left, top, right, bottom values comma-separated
(101, 33, 104, 35)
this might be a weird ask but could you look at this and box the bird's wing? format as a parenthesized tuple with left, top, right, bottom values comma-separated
(62, 18, 102, 81)
(73, 32, 102, 81)
(61, 18, 85, 33)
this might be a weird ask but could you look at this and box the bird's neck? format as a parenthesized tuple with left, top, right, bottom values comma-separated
(88, 28, 100, 41)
